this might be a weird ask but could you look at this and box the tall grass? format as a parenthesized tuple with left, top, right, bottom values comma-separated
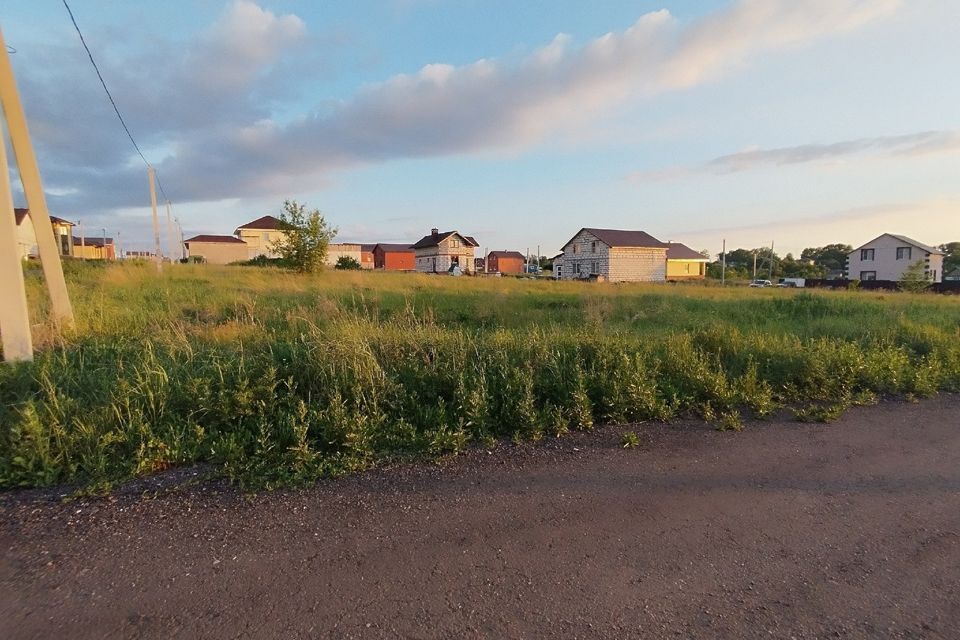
(2, 262, 959, 489)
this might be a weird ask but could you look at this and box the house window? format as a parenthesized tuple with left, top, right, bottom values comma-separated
(860, 248, 875, 261)
(262, 232, 270, 242)
(572, 244, 580, 254)
(452, 239, 460, 248)
(591, 261, 598, 274)
(591, 241, 597, 253)
(860, 271, 877, 281)
(896, 247, 912, 260)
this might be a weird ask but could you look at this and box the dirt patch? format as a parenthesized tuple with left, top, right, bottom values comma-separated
(2, 396, 959, 639)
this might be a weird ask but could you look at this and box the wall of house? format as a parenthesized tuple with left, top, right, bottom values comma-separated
(186, 241, 247, 265)
(237, 229, 286, 259)
(15, 215, 37, 259)
(558, 230, 667, 282)
(847, 235, 944, 283)
(489, 256, 524, 273)
(558, 230, 608, 280)
(415, 235, 475, 273)
(667, 259, 707, 279)
(326, 243, 362, 267)
(360, 250, 374, 269)
(376, 250, 415, 270)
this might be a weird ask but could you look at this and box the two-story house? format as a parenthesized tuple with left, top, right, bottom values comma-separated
(411, 228, 479, 274)
(846, 234, 944, 283)
(556, 228, 668, 282)
(233, 215, 291, 259)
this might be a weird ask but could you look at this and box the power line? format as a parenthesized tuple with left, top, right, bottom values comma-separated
(61, 0, 171, 204)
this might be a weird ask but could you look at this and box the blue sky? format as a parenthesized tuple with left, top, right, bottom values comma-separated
(4, 0, 958, 256)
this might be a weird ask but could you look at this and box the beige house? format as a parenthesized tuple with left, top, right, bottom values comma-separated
(846, 234, 945, 283)
(234, 215, 290, 259)
(666, 242, 709, 280)
(73, 237, 115, 260)
(326, 243, 362, 267)
(557, 228, 668, 282)
(411, 228, 479, 273)
(15, 208, 75, 259)
(184, 235, 249, 265)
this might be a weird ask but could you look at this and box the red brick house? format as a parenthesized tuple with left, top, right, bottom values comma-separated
(486, 250, 526, 274)
(373, 243, 416, 270)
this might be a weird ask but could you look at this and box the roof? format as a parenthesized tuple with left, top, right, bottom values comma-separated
(852, 234, 944, 255)
(562, 228, 667, 250)
(411, 230, 480, 249)
(233, 215, 289, 233)
(374, 243, 415, 252)
(360, 244, 376, 253)
(14, 208, 75, 227)
(72, 236, 113, 247)
(666, 242, 709, 261)
(488, 250, 526, 260)
(184, 234, 246, 245)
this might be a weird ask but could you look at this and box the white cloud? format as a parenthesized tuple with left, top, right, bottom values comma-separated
(22, 0, 902, 214)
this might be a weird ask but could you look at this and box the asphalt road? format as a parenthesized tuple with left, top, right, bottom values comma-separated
(2, 395, 959, 639)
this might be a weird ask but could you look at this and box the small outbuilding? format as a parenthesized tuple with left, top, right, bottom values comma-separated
(665, 243, 709, 280)
(373, 243, 416, 270)
(184, 235, 248, 265)
(486, 250, 526, 274)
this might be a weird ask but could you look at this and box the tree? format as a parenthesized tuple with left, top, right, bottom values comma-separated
(271, 200, 337, 273)
(800, 244, 852, 273)
(899, 259, 932, 293)
(939, 242, 960, 274)
(335, 256, 361, 270)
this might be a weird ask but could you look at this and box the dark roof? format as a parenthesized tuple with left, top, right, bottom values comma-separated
(72, 236, 113, 247)
(666, 242, 709, 261)
(233, 215, 289, 233)
(184, 234, 246, 245)
(374, 243, 415, 253)
(15, 208, 74, 226)
(488, 250, 526, 260)
(360, 244, 376, 252)
(411, 230, 479, 249)
(563, 228, 667, 250)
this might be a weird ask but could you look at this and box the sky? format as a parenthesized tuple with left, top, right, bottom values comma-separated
(3, 0, 959, 257)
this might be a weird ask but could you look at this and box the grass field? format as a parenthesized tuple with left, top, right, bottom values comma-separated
(2, 261, 959, 490)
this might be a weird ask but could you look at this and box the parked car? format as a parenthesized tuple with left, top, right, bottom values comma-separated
(777, 278, 806, 288)
(749, 279, 773, 288)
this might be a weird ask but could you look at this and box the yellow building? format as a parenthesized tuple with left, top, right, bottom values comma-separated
(666, 242, 709, 280)
(233, 215, 291, 260)
(72, 236, 116, 260)
(184, 235, 249, 265)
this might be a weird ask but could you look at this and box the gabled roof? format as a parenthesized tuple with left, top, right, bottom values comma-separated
(233, 215, 290, 234)
(184, 234, 246, 245)
(488, 250, 526, 260)
(411, 230, 479, 249)
(562, 227, 667, 250)
(666, 242, 709, 261)
(14, 208, 75, 227)
(374, 243, 415, 252)
(852, 233, 943, 255)
(360, 244, 376, 252)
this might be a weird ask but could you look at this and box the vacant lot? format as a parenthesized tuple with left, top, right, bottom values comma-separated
(2, 262, 960, 489)
(2, 395, 959, 639)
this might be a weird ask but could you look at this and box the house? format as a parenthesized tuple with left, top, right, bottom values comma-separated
(665, 243, 709, 280)
(556, 228, 668, 282)
(411, 228, 479, 274)
(945, 268, 960, 282)
(183, 235, 248, 264)
(233, 215, 290, 259)
(359, 244, 375, 269)
(73, 236, 116, 260)
(846, 234, 945, 283)
(373, 243, 416, 270)
(326, 243, 362, 267)
(14, 208, 75, 258)
(486, 250, 526, 274)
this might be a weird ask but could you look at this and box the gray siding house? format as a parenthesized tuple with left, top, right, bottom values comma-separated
(846, 234, 944, 283)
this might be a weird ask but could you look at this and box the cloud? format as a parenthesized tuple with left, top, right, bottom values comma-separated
(629, 130, 960, 182)
(18, 0, 901, 215)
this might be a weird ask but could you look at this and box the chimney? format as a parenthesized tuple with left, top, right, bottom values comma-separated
(431, 228, 438, 237)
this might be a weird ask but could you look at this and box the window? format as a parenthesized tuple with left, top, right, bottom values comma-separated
(572, 244, 580, 254)
(860, 248, 875, 261)
(591, 241, 597, 253)
(860, 271, 877, 281)
(262, 232, 270, 242)
(452, 239, 460, 248)
(591, 261, 598, 274)
(896, 246, 912, 260)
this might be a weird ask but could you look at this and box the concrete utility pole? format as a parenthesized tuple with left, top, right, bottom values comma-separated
(721, 239, 726, 286)
(768, 240, 775, 281)
(752, 251, 758, 282)
(148, 166, 161, 270)
(79, 221, 86, 260)
(175, 217, 184, 261)
(0, 27, 73, 327)
(0, 116, 33, 361)
(102, 227, 107, 260)
(165, 200, 174, 262)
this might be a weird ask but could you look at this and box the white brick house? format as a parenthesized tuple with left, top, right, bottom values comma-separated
(846, 234, 945, 283)
(556, 228, 668, 282)
(411, 229, 479, 274)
